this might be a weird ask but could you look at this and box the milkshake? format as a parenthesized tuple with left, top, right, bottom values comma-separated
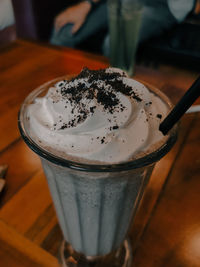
(18, 68, 177, 266)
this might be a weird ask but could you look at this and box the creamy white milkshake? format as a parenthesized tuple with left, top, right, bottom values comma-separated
(19, 68, 177, 265)
(26, 67, 168, 164)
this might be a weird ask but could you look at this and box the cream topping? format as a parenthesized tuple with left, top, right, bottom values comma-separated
(26, 68, 168, 164)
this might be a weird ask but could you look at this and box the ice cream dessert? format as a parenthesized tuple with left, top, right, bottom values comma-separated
(19, 67, 175, 259)
(26, 67, 168, 164)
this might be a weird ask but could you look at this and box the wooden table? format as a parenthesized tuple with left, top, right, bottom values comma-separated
(0, 39, 199, 267)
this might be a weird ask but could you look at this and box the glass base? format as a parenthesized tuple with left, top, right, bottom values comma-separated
(59, 239, 132, 267)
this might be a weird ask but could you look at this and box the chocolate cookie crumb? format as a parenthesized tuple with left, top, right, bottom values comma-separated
(157, 114, 162, 119)
(55, 67, 144, 129)
(113, 125, 119, 130)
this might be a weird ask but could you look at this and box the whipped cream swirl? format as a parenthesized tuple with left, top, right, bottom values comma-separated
(26, 68, 168, 164)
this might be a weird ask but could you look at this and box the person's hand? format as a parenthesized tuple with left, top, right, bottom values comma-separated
(54, 1, 92, 34)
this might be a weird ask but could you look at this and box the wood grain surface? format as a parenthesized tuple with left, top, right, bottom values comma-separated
(0, 39, 199, 266)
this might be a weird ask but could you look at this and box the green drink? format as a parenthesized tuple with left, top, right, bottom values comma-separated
(108, 0, 143, 76)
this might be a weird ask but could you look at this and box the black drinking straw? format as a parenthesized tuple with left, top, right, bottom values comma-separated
(159, 75, 200, 135)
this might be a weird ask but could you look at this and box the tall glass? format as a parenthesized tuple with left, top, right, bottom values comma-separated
(18, 78, 177, 266)
(108, 0, 143, 76)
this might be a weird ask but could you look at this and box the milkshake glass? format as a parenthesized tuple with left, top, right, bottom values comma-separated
(18, 75, 177, 266)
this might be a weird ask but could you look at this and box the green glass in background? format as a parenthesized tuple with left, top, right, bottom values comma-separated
(108, 0, 143, 76)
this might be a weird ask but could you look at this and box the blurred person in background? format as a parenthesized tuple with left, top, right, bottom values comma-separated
(50, 0, 198, 55)
(0, 0, 15, 31)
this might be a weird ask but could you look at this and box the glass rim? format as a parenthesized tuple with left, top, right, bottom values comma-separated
(107, 0, 143, 11)
(18, 77, 178, 173)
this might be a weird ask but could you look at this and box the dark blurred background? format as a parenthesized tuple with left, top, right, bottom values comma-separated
(0, 0, 199, 69)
